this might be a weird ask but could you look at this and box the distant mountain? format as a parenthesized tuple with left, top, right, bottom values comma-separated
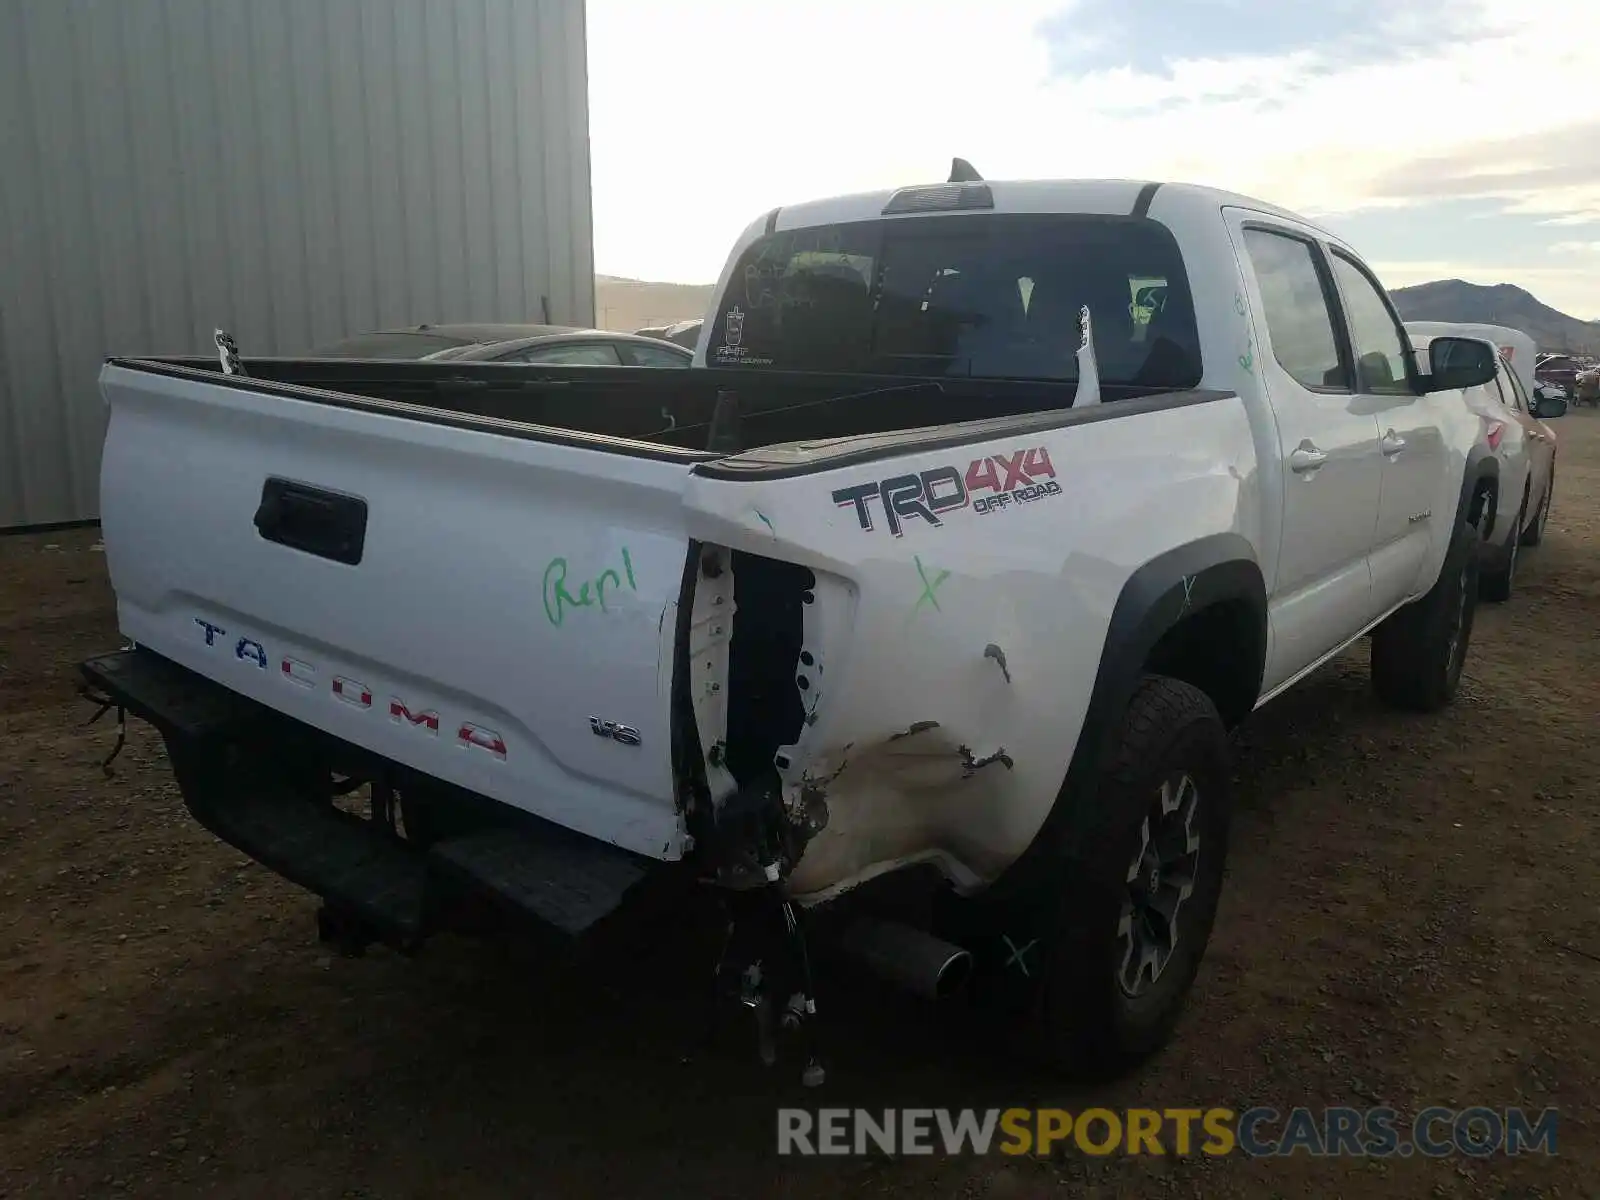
(594, 275, 714, 334)
(1389, 280, 1600, 355)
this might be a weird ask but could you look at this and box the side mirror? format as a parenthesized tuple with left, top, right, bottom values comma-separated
(1420, 336, 1498, 393)
(1533, 395, 1568, 419)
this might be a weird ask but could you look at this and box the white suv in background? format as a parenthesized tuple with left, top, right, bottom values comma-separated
(1409, 325, 1558, 601)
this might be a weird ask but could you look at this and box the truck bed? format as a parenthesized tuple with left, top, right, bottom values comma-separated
(120, 355, 1171, 458)
(95, 351, 1247, 903)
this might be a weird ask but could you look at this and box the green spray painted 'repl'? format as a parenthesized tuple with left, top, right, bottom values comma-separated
(542, 549, 638, 627)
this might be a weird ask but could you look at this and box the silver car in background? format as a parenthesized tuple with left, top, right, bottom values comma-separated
(308, 323, 693, 367)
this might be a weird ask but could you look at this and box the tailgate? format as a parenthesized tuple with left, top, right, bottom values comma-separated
(98, 363, 696, 860)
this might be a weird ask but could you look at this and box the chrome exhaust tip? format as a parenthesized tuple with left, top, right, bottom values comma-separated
(836, 917, 973, 1001)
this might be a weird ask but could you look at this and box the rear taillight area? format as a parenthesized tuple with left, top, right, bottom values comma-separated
(677, 545, 841, 889)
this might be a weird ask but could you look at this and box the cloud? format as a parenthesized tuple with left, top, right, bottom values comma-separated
(585, 0, 1600, 314)
(1053, 50, 1325, 117)
(1371, 121, 1600, 203)
(1349, 120, 1600, 252)
(585, 0, 1063, 282)
(1325, 198, 1600, 315)
(1037, 0, 1493, 79)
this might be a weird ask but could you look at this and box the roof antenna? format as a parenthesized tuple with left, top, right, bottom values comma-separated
(949, 157, 983, 183)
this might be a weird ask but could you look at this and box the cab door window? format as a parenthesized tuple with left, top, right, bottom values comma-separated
(1241, 227, 1348, 391)
(1328, 252, 1413, 395)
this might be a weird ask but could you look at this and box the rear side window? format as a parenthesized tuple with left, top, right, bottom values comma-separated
(1328, 252, 1412, 395)
(1242, 228, 1345, 390)
(626, 343, 692, 368)
(505, 343, 622, 365)
(1500, 360, 1529, 411)
(705, 213, 1201, 389)
(1488, 362, 1511, 407)
(307, 332, 469, 359)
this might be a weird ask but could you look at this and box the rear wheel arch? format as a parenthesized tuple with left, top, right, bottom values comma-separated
(1143, 592, 1263, 730)
(1110, 534, 1268, 731)
(986, 533, 1266, 897)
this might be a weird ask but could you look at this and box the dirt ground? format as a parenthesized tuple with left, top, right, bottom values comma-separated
(2, 416, 1598, 1200)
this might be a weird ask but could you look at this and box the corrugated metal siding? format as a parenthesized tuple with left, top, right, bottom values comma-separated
(0, 0, 594, 528)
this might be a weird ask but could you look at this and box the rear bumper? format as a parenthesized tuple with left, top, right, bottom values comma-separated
(82, 645, 261, 741)
(80, 647, 668, 947)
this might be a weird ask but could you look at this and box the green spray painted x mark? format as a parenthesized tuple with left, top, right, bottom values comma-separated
(913, 555, 952, 614)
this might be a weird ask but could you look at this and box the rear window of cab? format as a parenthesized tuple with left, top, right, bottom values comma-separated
(705, 212, 1201, 389)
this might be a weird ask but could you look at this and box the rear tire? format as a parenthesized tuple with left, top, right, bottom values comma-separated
(1480, 498, 1523, 603)
(973, 676, 1232, 1079)
(1523, 473, 1552, 547)
(1371, 517, 1479, 711)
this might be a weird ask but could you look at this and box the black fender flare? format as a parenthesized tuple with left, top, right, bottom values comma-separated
(984, 533, 1266, 902)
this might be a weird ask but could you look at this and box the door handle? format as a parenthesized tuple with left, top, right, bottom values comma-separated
(1289, 441, 1329, 474)
(1381, 429, 1407, 456)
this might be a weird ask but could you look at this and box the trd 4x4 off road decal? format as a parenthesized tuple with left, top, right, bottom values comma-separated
(831, 446, 1061, 537)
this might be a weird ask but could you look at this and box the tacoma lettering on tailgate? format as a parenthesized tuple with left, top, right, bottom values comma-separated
(192, 616, 507, 759)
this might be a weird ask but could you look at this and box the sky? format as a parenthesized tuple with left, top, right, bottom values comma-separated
(585, 0, 1600, 318)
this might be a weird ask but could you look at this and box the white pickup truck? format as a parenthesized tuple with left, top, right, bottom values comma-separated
(82, 166, 1504, 1082)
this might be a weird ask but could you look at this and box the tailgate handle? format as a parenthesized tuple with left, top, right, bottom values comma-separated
(253, 478, 368, 566)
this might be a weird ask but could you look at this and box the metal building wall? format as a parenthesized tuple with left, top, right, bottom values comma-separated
(0, 0, 595, 528)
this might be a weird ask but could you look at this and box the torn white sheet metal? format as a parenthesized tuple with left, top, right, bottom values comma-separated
(784, 719, 1018, 900)
(761, 557, 1040, 902)
(682, 393, 1257, 904)
(689, 545, 740, 808)
(771, 567, 850, 791)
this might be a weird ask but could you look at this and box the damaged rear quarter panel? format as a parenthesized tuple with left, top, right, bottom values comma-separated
(681, 400, 1258, 900)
